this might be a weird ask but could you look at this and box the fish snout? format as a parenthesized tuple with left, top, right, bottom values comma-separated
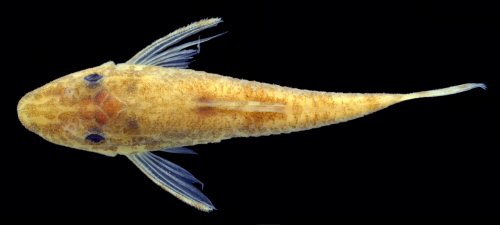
(17, 92, 36, 131)
(17, 90, 57, 133)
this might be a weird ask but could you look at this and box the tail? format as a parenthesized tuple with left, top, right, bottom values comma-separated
(401, 83, 487, 101)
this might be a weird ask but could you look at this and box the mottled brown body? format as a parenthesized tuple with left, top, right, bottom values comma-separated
(18, 62, 403, 156)
(16, 18, 485, 212)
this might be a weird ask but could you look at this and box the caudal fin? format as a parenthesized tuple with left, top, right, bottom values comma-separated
(401, 83, 487, 101)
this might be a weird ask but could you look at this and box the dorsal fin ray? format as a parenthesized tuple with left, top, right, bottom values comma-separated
(198, 100, 286, 113)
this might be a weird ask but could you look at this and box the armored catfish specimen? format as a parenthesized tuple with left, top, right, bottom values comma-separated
(17, 18, 486, 212)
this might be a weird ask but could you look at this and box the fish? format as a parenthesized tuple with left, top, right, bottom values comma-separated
(16, 18, 486, 212)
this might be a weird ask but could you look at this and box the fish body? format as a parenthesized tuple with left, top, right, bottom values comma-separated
(17, 18, 485, 211)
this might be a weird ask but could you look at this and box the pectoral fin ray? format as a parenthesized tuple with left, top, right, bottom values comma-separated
(126, 18, 224, 68)
(127, 152, 215, 212)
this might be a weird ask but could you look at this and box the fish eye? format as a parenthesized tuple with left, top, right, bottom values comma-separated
(84, 73, 103, 83)
(85, 133, 105, 143)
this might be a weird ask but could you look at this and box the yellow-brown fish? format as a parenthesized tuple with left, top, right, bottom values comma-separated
(16, 18, 486, 212)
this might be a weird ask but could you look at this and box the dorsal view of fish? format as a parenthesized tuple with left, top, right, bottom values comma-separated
(17, 18, 486, 212)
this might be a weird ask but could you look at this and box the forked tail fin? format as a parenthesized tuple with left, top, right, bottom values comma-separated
(401, 83, 487, 101)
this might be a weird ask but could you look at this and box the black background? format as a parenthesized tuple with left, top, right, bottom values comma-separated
(4, 1, 499, 221)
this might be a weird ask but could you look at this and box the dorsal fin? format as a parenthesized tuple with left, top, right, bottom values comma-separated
(126, 18, 224, 68)
(198, 100, 286, 113)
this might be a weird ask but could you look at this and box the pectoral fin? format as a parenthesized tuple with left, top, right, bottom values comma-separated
(126, 18, 224, 68)
(127, 152, 214, 212)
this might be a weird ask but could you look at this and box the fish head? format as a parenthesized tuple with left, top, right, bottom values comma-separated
(17, 61, 126, 156)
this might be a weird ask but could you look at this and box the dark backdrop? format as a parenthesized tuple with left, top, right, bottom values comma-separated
(4, 1, 498, 222)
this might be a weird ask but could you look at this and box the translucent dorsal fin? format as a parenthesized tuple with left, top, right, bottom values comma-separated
(126, 18, 224, 68)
